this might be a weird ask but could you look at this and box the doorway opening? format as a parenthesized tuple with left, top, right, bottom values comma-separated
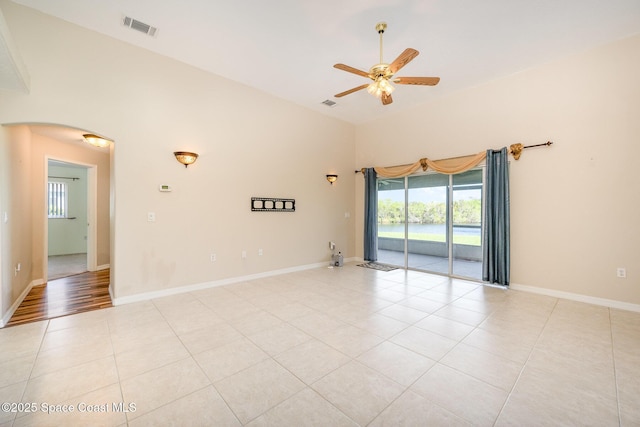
(46, 159, 93, 280)
(1, 123, 114, 327)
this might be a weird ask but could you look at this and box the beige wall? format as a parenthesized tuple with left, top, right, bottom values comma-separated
(1, 0, 637, 312)
(355, 34, 640, 305)
(0, 125, 33, 315)
(0, 1, 355, 307)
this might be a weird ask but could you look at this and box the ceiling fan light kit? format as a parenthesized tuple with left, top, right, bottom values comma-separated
(334, 22, 440, 105)
(367, 77, 394, 98)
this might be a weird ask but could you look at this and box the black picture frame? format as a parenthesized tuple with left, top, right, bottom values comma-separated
(251, 197, 295, 212)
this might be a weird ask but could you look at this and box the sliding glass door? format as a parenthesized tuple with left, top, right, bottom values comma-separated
(407, 174, 449, 273)
(452, 170, 483, 278)
(377, 169, 483, 280)
(377, 178, 406, 267)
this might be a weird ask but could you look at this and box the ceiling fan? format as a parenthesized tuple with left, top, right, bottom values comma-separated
(333, 22, 440, 105)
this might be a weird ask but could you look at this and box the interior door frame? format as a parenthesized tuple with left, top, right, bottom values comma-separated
(43, 156, 97, 282)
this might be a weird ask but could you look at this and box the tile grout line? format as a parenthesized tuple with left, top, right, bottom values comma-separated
(106, 309, 136, 426)
(9, 320, 51, 426)
(491, 297, 559, 426)
(607, 307, 623, 426)
(363, 282, 488, 426)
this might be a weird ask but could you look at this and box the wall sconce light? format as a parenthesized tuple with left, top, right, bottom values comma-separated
(83, 133, 112, 148)
(326, 174, 338, 185)
(174, 151, 199, 168)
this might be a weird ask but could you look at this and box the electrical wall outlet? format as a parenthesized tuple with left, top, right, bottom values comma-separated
(616, 268, 627, 278)
(241, 250, 247, 259)
(210, 253, 216, 262)
(329, 241, 336, 250)
(258, 249, 263, 256)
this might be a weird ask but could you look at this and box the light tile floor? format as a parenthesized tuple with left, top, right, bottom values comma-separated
(1, 263, 639, 426)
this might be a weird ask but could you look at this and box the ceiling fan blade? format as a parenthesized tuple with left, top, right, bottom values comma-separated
(333, 63, 370, 78)
(394, 76, 440, 86)
(381, 92, 393, 105)
(335, 84, 369, 98)
(388, 48, 419, 74)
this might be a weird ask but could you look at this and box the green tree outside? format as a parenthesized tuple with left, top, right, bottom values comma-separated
(378, 199, 480, 225)
(378, 198, 481, 245)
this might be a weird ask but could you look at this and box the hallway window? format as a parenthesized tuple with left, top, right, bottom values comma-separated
(48, 181, 68, 218)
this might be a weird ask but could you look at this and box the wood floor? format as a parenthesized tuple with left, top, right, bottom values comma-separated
(6, 269, 112, 327)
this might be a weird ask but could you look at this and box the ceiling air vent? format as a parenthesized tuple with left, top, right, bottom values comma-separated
(122, 16, 157, 37)
(322, 99, 337, 107)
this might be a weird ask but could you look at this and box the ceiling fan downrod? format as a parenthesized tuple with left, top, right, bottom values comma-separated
(376, 22, 387, 65)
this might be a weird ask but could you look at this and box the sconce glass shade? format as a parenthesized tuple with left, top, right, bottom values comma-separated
(326, 174, 338, 184)
(174, 151, 199, 168)
(83, 134, 112, 148)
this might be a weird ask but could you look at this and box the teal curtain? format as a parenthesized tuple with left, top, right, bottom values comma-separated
(483, 147, 510, 285)
(364, 168, 378, 261)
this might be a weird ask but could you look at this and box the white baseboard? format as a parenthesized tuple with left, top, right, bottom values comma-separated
(112, 258, 639, 313)
(97, 264, 110, 271)
(111, 261, 331, 306)
(0, 279, 43, 328)
(108, 282, 116, 309)
(5, 262, 637, 326)
(510, 282, 640, 313)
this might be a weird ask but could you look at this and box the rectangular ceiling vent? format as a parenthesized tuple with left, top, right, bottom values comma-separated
(122, 16, 157, 37)
(322, 99, 337, 107)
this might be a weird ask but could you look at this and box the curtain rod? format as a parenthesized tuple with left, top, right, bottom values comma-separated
(354, 141, 554, 173)
(48, 176, 80, 180)
(509, 141, 553, 160)
(524, 141, 553, 149)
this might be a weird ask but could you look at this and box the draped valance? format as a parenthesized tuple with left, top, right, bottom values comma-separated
(359, 142, 543, 178)
(373, 151, 487, 178)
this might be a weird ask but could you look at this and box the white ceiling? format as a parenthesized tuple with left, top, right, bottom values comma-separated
(5, 0, 640, 124)
(24, 123, 111, 150)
